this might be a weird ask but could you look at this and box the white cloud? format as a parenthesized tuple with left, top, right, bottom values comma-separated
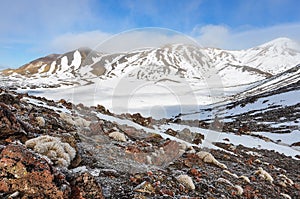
(194, 25, 230, 48)
(194, 23, 300, 50)
(49, 28, 199, 53)
(96, 28, 197, 53)
(50, 31, 111, 52)
(49, 24, 300, 53)
(99, 24, 300, 52)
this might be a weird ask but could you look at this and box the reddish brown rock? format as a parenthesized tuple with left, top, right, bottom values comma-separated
(95, 104, 111, 115)
(89, 120, 105, 135)
(120, 125, 148, 139)
(131, 113, 152, 127)
(70, 172, 105, 199)
(165, 128, 178, 136)
(0, 144, 70, 198)
(291, 142, 300, 147)
(58, 99, 73, 110)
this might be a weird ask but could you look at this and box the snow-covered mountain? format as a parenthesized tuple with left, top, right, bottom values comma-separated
(1, 37, 299, 90)
(0, 37, 299, 116)
(235, 37, 300, 74)
(204, 37, 300, 85)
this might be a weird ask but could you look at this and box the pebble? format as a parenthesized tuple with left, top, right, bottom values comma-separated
(280, 193, 292, 199)
(36, 116, 45, 127)
(176, 174, 195, 190)
(216, 178, 233, 186)
(108, 131, 127, 142)
(234, 185, 243, 196)
(223, 170, 238, 178)
(196, 151, 227, 169)
(278, 174, 294, 186)
(239, 175, 251, 183)
(254, 167, 273, 183)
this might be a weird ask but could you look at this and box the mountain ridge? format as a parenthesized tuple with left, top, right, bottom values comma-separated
(1, 37, 299, 89)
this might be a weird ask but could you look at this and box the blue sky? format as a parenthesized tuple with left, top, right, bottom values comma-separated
(1, 0, 300, 68)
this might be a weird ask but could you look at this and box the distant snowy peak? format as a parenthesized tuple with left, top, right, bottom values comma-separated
(257, 37, 300, 51)
(238, 37, 300, 74)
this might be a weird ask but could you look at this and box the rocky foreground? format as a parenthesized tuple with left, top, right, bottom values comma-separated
(0, 89, 299, 199)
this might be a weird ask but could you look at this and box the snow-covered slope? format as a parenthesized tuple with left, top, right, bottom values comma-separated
(204, 37, 300, 78)
(177, 64, 300, 121)
(171, 68, 300, 157)
(235, 38, 300, 74)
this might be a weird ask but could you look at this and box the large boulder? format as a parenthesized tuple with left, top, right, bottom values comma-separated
(0, 144, 70, 198)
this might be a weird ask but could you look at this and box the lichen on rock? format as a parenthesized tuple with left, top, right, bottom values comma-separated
(108, 131, 127, 142)
(36, 116, 46, 127)
(176, 174, 195, 190)
(25, 135, 76, 167)
(254, 167, 274, 183)
(196, 151, 227, 169)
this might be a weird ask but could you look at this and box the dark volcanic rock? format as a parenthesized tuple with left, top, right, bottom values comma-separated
(0, 93, 20, 105)
(131, 113, 152, 127)
(0, 103, 22, 138)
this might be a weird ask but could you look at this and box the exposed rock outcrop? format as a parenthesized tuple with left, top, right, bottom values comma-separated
(0, 144, 70, 198)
